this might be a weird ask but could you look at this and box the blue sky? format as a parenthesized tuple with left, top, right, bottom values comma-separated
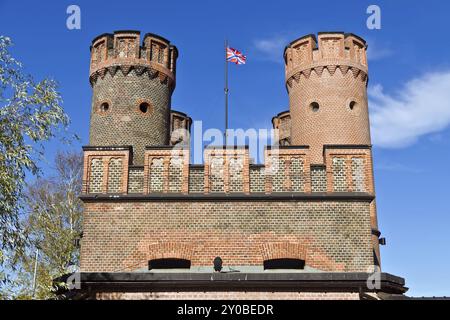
(1, 0, 450, 297)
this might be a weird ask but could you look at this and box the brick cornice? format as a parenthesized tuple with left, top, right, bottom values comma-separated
(89, 63, 175, 92)
(79, 192, 375, 202)
(286, 63, 368, 90)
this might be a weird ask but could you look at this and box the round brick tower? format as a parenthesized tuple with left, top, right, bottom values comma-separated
(88, 30, 178, 165)
(284, 32, 370, 163)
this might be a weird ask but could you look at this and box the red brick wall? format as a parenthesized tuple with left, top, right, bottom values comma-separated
(80, 200, 373, 272)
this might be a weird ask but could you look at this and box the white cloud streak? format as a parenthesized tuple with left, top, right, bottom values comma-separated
(374, 161, 423, 173)
(253, 35, 289, 63)
(369, 71, 450, 148)
(366, 39, 393, 61)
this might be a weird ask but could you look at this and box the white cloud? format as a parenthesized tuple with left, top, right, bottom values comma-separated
(369, 70, 450, 148)
(366, 39, 393, 61)
(253, 35, 289, 63)
(375, 161, 423, 173)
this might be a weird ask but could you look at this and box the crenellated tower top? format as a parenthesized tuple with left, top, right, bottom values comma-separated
(284, 32, 368, 91)
(89, 30, 178, 91)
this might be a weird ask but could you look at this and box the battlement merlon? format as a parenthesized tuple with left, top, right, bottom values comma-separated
(272, 110, 291, 146)
(284, 32, 368, 86)
(170, 110, 192, 146)
(89, 30, 178, 90)
(81, 145, 375, 197)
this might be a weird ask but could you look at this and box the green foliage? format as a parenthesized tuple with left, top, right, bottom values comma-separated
(4, 151, 83, 299)
(0, 35, 70, 258)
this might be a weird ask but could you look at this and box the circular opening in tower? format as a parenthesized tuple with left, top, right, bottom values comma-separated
(99, 102, 109, 112)
(349, 101, 357, 111)
(139, 102, 150, 114)
(309, 102, 320, 112)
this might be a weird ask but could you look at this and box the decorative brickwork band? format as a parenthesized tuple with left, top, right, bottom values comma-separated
(148, 242, 194, 262)
(261, 242, 307, 262)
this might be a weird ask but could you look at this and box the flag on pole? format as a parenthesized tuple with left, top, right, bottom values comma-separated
(226, 47, 247, 65)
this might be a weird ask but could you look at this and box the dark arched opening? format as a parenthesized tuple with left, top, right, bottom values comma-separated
(263, 258, 305, 270)
(148, 258, 191, 270)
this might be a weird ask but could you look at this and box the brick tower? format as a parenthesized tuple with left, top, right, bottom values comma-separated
(279, 32, 381, 266)
(88, 31, 178, 165)
(284, 32, 370, 164)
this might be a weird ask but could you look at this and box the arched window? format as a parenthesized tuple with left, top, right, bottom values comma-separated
(148, 258, 191, 270)
(263, 258, 305, 270)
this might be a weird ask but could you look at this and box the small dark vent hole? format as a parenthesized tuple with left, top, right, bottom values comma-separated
(100, 102, 109, 112)
(310, 102, 320, 112)
(139, 102, 150, 113)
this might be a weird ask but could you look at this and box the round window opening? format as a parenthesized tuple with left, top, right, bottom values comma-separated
(349, 101, 357, 111)
(99, 102, 109, 112)
(139, 102, 150, 114)
(310, 102, 320, 112)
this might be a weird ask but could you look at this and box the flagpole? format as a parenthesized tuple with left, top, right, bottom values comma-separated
(224, 39, 229, 144)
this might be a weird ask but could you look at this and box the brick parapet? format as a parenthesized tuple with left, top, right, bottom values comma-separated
(81, 145, 376, 197)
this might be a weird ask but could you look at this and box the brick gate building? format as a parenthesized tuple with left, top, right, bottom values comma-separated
(77, 30, 407, 299)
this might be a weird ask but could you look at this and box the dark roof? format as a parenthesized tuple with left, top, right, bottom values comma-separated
(64, 272, 407, 295)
